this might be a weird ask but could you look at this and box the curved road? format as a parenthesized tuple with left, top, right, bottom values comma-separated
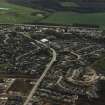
(14, 32, 57, 105)
(23, 48, 56, 105)
(20, 32, 104, 104)
(20, 31, 56, 105)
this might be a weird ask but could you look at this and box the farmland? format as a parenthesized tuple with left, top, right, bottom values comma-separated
(42, 12, 105, 26)
(0, 1, 48, 23)
(0, 0, 105, 27)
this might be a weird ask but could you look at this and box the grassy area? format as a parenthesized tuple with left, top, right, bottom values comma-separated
(0, 0, 105, 28)
(96, 60, 105, 70)
(42, 12, 105, 27)
(93, 58, 105, 74)
(0, 64, 13, 70)
(0, 1, 48, 23)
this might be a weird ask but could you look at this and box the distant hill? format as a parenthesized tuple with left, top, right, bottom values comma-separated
(7, 0, 105, 12)
(56, 0, 105, 2)
(7, 0, 64, 11)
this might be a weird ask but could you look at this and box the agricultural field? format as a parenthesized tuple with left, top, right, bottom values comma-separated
(0, 0, 49, 23)
(1, 0, 105, 28)
(42, 12, 105, 27)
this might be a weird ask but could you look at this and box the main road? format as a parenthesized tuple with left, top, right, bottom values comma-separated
(22, 32, 57, 105)
(23, 48, 56, 105)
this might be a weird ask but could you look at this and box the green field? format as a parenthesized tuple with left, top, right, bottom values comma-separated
(42, 12, 105, 27)
(0, 1, 48, 23)
(1, 0, 105, 28)
(94, 57, 105, 73)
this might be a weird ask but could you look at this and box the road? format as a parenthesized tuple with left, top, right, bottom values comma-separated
(16, 49, 38, 61)
(23, 48, 56, 105)
(71, 51, 81, 60)
(4, 34, 9, 44)
(76, 45, 96, 52)
(6, 79, 16, 91)
(19, 32, 57, 105)
(0, 74, 37, 79)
